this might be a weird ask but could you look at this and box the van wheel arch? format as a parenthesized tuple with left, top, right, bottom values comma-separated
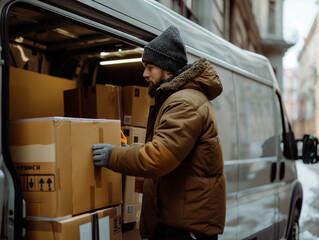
(286, 181, 303, 240)
(288, 208, 300, 240)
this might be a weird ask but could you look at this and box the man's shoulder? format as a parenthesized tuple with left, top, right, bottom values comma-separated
(165, 89, 208, 108)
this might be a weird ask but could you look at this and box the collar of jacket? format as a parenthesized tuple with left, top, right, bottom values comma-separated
(155, 58, 223, 102)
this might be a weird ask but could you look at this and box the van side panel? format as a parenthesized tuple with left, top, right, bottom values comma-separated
(212, 65, 238, 239)
(234, 73, 277, 239)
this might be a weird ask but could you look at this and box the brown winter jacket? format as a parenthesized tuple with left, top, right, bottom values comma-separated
(108, 58, 226, 238)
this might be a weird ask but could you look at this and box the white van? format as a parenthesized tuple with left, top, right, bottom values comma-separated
(0, 1, 317, 239)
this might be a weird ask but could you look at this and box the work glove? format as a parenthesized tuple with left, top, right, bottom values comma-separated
(92, 144, 115, 168)
(121, 142, 128, 147)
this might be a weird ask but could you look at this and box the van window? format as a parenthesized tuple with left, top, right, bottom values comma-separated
(235, 74, 275, 159)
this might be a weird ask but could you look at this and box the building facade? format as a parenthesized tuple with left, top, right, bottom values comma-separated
(283, 68, 300, 136)
(295, 13, 319, 138)
(158, 0, 262, 53)
(252, 0, 294, 92)
(157, 0, 293, 92)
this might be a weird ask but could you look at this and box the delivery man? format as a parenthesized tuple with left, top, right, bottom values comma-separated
(92, 26, 226, 240)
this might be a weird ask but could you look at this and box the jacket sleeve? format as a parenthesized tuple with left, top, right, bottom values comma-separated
(108, 143, 154, 178)
(108, 97, 203, 177)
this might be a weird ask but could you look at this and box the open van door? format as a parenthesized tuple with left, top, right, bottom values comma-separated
(0, 2, 30, 239)
(0, 159, 23, 240)
(0, 159, 5, 237)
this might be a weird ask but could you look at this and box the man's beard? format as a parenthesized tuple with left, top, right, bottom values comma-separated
(148, 81, 161, 98)
(148, 72, 166, 98)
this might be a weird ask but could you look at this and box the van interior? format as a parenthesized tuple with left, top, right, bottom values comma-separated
(8, 4, 147, 121)
(5, 4, 150, 238)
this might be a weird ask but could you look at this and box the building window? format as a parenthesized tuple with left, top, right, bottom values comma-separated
(268, 0, 276, 34)
(158, 0, 199, 23)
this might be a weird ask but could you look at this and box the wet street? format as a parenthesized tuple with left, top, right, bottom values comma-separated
(296, 161, 319, 239)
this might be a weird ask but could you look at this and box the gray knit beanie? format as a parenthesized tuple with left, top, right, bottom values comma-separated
(142, 26, 188, 73)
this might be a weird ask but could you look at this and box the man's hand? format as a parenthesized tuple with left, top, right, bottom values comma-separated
(92, 144, 115, 168)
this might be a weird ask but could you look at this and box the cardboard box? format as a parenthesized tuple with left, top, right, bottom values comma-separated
(64, 84, 122, 120)
(122, 86, 154, 128)
(10, 117, 122, 218)
(121, 126, 144, 223)
(63, 88, 82, 118)
(134, 177, 144, 194)
(10, 67, 76, 120)
(121, 126, 146, 144)
(122, 175, 143, 224)
(123, 229, 142, 240)
(25, 205, 122, 240)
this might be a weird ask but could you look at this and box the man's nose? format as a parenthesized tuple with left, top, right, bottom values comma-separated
(143, 69, 149, 79)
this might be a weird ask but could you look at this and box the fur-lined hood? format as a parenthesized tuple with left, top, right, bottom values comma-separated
(158, 58, 223, 101)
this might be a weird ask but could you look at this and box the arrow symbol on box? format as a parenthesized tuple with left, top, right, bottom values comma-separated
(39, 178, 44, 191)
(29, 178, 34, 189)
(47, 178, 52, 191)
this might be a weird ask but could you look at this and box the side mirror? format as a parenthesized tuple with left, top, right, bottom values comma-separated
(298, 134, 318, 164)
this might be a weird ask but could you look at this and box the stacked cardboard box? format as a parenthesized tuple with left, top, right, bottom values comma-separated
(63, 84, 153, 229)
(121, 126, 145, 225)
(25, 205, 122, 240)
(10, 117, 122, 218)
(64, 84, 122, 120)
(123, 229, 142, 240)
(10, 67, 76, 120)
(122, 85, 154, 128)
(121, 126, 146, 144)
(64, 85, 154, 129)
(122, 175, 143, 224)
